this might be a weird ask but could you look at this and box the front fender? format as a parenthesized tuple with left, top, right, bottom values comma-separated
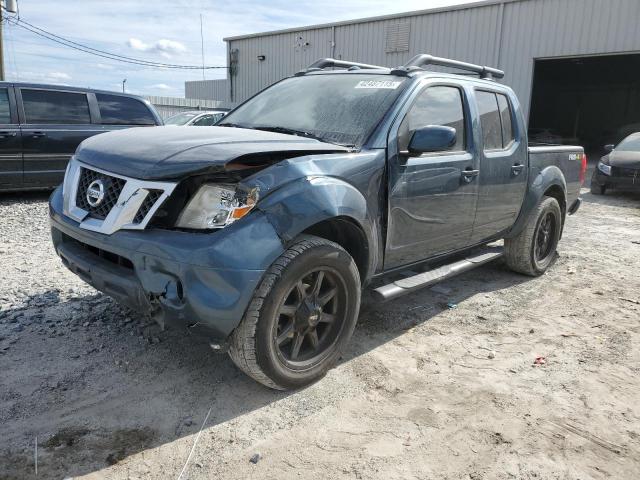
(255, 176, 379, 278)
(507, 165, 567, 238)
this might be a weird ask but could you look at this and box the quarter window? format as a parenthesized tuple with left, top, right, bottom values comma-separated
(0, 88, 11, 123)
(96, 93, 156, 125)
(497, 94, 515, 147)
(22, 89, 91, 124)
(398, 85, 466, 152)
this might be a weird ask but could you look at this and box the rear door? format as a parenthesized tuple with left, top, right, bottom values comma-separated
(385, 81, 479, 269)
(470, 89, 528, 242)
(18, 87, 99, 188)
(0, 86, 22, 189)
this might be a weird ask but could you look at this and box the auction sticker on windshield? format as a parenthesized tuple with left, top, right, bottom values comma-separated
(355, 80, 403, 89)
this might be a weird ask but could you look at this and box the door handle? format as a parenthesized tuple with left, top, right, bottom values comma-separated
(511, 164, 524, 176)
(0, 131, 17, 138)
(31, 131, 47, 138)
(461, 168, 479, 183)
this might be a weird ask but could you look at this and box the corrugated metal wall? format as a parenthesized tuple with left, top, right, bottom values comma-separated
(145, 95, 225, 119)
(212, 0, 640, 118)
(185, 79, 230, 105)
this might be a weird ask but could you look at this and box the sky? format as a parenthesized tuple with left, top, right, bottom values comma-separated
(3, 0, 477, 97)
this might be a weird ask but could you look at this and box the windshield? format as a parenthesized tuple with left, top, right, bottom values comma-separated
(219, 74, 407, 147)
(616, 133, 640, 152)
(164, 112, 199, 125)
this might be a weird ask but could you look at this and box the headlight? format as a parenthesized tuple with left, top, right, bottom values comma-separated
(597, 160, 611, 176)
(176, 184, 259, 229)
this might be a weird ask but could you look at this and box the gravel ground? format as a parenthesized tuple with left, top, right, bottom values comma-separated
(1, 188, 639, 480)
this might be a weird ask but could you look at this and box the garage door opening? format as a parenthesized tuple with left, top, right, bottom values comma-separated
(529, 53, 640, 156)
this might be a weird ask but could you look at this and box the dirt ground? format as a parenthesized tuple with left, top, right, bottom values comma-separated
(1, 186, 639, 480)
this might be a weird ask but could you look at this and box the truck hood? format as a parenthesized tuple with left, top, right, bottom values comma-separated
(607, 150, 640, 169)
(75, 126, 350, 180)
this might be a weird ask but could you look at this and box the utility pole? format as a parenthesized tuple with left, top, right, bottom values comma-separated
(0, 3, 4, 81)
(200, 14, 205, 80)
(0, 0, 18, 81)
(122, 78, 127, 92)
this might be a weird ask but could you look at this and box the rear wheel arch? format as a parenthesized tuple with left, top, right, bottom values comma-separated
(542, 184, 567, 226)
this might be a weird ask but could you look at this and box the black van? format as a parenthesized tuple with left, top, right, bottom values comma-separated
(0, 82, 162, 191)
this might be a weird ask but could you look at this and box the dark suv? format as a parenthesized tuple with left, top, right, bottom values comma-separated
(0, 83, 162, 191)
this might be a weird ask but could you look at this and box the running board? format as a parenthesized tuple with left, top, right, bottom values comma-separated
(372, 247, 504, 302)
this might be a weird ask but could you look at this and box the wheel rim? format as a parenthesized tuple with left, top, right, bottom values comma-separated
(534, 212, 556, 262)
(273, 268, 346, 368)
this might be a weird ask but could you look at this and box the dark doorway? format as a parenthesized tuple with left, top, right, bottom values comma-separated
(529, 53, 640, 156)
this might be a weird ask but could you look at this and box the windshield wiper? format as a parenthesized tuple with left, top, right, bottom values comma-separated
(219, 123, 354, 148)
(250, 125, 329, 143)
(217, 122, 251, 129)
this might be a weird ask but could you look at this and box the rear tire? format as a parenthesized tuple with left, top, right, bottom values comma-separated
(504, 196, 562, 276)
(228, 235, 361, 390)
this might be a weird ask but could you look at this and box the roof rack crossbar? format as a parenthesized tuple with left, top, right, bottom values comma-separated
(404, 54, 504, 79)
(307, 58, 387, 71)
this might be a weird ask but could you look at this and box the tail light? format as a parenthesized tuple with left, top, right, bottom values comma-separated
(579, 153, 587, 185)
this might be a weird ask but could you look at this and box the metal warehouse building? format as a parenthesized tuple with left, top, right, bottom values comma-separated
(186, 0, 640, 150)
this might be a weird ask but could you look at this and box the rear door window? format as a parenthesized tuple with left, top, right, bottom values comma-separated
(398, 85, 466, 152)
(0, 88, 12, 123)
(22, 89, 91, 124)
(476, 91, 502, 150)
(96, 93, 156, 125)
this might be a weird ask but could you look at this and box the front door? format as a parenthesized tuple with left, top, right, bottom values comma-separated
(18, 88, 98, 188)
(386, 83, 480, 269)
(0, 86, 22, 189)
(471, 90, 528, 242)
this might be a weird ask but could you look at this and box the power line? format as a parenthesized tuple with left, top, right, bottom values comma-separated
(13, 16, 224, 69)
(5, 16, 227, 70)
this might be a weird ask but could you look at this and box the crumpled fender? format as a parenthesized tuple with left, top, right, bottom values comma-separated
(246, 180, 377, 280)
(506, 164, 567, 238)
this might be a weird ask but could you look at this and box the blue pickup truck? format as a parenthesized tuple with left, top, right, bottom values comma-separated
(49, 55, 586, 389)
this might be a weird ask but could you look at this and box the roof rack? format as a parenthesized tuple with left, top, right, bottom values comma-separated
(296, 55, 505, 80)
(296, 58, 387, 76)
(400, 54, 504, 79)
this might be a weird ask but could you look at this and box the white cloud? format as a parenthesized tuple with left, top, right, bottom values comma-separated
(127, 37, 187, 58)
(48, 72, 71, 81)
(148, 83, 172, 90)
(17, 71, 72, 85)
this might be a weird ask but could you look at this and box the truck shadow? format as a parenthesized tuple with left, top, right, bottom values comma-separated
(0, 260, 530, 479)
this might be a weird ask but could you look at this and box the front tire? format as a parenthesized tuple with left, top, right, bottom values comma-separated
(504, 196, 562, 276)
(228, 235, 361, 390)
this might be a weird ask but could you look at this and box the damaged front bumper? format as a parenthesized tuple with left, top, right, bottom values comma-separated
(49, 186, 284, 343)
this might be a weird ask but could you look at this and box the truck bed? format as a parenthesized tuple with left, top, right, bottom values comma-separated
(528, 144, 585, 211)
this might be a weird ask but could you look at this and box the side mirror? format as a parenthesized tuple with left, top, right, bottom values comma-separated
(406, 125, 457, 155)
(604, 144, 615, 153)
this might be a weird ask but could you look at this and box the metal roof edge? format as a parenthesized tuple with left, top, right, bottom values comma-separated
(222, 0, 524, 41)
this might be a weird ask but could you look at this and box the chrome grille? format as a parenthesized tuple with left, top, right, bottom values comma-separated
(62, 158, 177, 235)
(133, 189, 163, 224)
(75, 167, 126, 220)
